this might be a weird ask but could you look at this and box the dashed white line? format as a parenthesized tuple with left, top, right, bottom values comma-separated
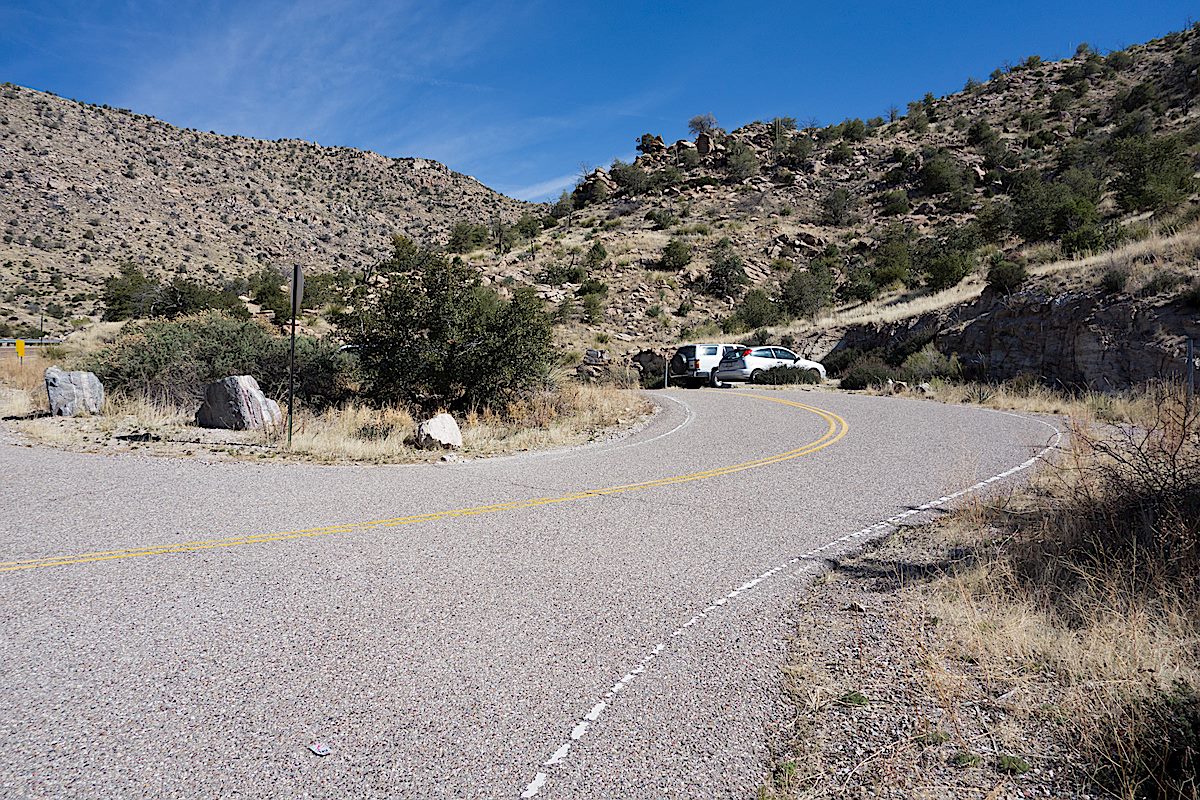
(519, 409, 1062, 798)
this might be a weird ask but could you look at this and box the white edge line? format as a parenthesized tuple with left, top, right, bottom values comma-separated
(518, 406, 1064, 797)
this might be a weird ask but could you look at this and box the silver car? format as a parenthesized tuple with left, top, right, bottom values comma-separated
(715, 346, 827, 383)
(669, 342, 745, 387)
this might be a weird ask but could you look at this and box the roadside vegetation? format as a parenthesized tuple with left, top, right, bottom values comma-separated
(764, 382, 1200, 798)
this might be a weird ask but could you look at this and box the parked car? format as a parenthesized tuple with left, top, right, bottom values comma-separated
(715, 345, 827, 383)
(668, 343, 746, 387)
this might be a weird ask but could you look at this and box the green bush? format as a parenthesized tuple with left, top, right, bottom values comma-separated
(1110, 135, 1196, 212)
(781, 257, 835, 318)
(537, 262, 586, 285)
(879, 189, 910, 216)
(821, 188, 854, 225)
(446, 221, 489, 253)
(84, 312, 349, 407)
(899, 345, 959, 382)
(754, 365, 821, 385)
(724, 288, 781, 331)
(609, 158, 649, 194)
(986, 259, 1029, 295)
(583, 241, 608, 269)
(102, 264, 248, 321)
(1101, 268, 1129, 294)
(724, 140, 759, 179)
(704, 238, 749, 298)
(643, 208, 681, 230)
(840, 357, 895, 390)
(660, 238, 693, 271)
(349, 237, 553, 412)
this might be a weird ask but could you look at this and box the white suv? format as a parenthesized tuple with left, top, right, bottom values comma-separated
(669, 343, 745, 387)
(715, 346, 827, 383)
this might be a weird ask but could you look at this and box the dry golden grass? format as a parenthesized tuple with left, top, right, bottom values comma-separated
(0, 352, 50, 417)
(927, 387, 1200, 797)
(2, 365, 653, 464)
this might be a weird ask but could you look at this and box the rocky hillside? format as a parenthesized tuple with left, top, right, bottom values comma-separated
(0, 83, 533, 334)
(463, 25, 1200, 358)
(4, 24, 1200, 373)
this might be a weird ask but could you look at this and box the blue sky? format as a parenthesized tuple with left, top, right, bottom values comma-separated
(1, 1, 1196, 200)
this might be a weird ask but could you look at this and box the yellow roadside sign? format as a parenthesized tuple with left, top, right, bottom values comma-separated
(14, 339, 25, 359)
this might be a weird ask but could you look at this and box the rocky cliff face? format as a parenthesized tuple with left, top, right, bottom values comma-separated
(830, 289, 1200, 390)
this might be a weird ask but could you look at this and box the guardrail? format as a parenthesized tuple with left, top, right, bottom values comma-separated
(0, 338, 63, 347)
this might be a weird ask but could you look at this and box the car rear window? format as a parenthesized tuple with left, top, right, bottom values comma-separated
(752, 348, 774, 357)
(675, 345, 696, 359)
(700, 346, 719, 356)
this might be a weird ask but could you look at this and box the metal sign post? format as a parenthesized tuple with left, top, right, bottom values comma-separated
(287, 265, 304, 447)
(1187, 337, 1195, 417)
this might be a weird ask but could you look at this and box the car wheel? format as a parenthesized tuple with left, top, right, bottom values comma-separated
(708, 368, 719, 387)
(750, 369, 764, 384)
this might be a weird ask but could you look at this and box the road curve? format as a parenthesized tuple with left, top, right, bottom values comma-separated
(0, 389, 1058, 798)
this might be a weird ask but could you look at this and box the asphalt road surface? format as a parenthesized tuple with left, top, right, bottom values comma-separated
(0, 389, 1060, 798)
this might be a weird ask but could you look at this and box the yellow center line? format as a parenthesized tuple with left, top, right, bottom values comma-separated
(0, 393, 849, 573)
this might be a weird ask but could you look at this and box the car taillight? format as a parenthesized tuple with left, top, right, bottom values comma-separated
(691, 359, 701, 369)
(742, 348, 753, 357)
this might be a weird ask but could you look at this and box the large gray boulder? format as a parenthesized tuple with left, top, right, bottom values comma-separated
(195, 376, 282, 430)
(414, 413, 462, 450)
(45, 367, 104, 416)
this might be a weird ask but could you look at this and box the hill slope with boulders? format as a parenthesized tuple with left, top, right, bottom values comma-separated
(3, 24, 1200, 388)
(459, 25, 1200, 382)
(0, 83, 533, 335)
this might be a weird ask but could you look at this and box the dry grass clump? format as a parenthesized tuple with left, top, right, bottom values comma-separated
(935, 384, 1200, 798)
(263, 383, 649, 461)
(0, 353, 50, 417)
(925, 377, 1158, 422)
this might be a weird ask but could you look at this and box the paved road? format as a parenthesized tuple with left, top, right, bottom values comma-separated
(0, 389, 1059, 798)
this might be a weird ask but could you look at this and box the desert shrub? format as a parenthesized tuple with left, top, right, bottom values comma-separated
(1138, 270, 1187, 297)
(822, 347, 865, 377)
(827, 142, 854, 164)
(583, 241, 608, 269)
(644, 208, 678, 230)
(704, 238, 748, 298)
(350, 237, 553, 412)
(842, 118, 867, 142)
(1110, 134, 1197, 212)
(1101, 267, 1129, 294)
(446, 221, 489, 253)
(724, 140, 759, 179)
(781, 257, 835, 318)
(102, 264, 248, 322)
(537, 262, 586, 285)
(779, 135, 814, 169)
(723, 288, 781, 331)
(688, 113, 718, 135)
(919, 150, 972, 195)
(754, 365, 821, 385)
(899, 344, 958, 382)
(659, 237, 693, 271)
(839, 356, 895, 390)
(84, 312, 349, 407)
(821, 188, 854, 225)
(879, 189, 910, 216)
(986, 259, 1028, 295)
(870, 229, 914, 288)
(967, 119, 999, 147)
(609, 158, 649, 194)
(1010, 171, 1104, 253)
(576, 277, 608, 297)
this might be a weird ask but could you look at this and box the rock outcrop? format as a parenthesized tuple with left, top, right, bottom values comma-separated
(414, 413, 463, 449)
(828, 290, 1200, 390)
(195, 375, 282, 430)
(44, 367, 104, 416)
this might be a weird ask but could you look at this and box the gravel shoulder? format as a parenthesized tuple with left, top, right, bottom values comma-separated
(762, 524, 1094, 800)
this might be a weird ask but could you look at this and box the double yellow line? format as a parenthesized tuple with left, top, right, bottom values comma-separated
(0, 394, 849, 574)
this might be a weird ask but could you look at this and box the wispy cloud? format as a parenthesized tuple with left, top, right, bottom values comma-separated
(502, 171, 579, 202)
